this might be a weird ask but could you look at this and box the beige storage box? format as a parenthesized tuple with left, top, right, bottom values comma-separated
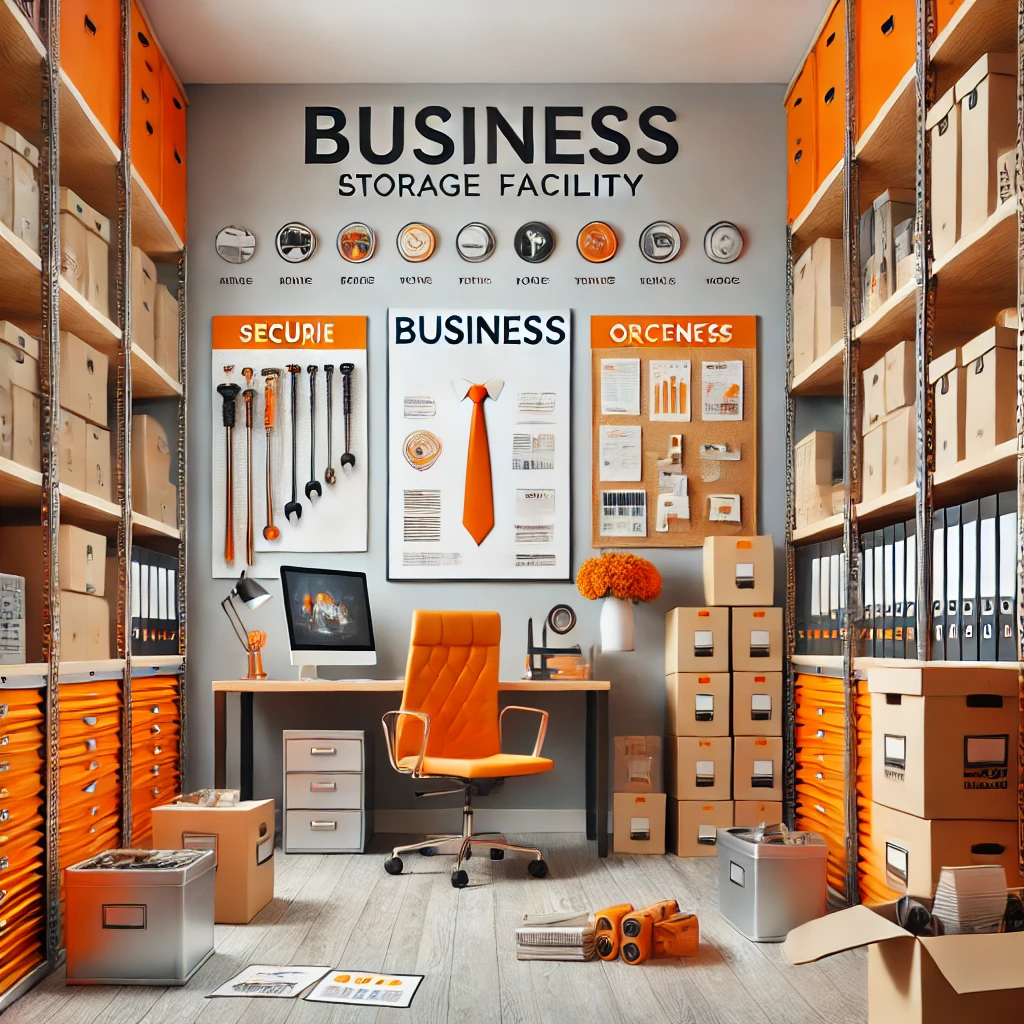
(154, 285, 180, 379)
(883, 340, 914, 413)
(612, 792, 666, 855)
(665, 735, 732, 801)
(0, 321, 39, 394)
(927, 87, 961, 260)
(612, 735, 663, 793)
(732, 736, 783, 802)
(871, 189, 915, 301)
(961, 326, 1015, 460)
(929, 348, 965, 473)
(861, 419, 886, 503)
(794, 431, 835, 529)
(862, 354, 886, 433)
(2, 383, 39, 470)
(703, 535, 774, 606)
(0, 120, 39, 253)
(59, 408, 87, 491)
(59, 187, 110, 317)
(131, 246, 157, 357)
(132, 413, 177, 525)
(792, 247, 815, 378)
(85, 420, 112, 502)
(666, 673, 731, 737)
(732, 672, 782, 736)
(59, 589, 111, 660)
(811, 236, 843, 357)
(665, 606, 730, 674)
(884, 407, 916, 492)
(668, 799, 733, 858)
(59, 330, 109, 427)
(731, 607, 783, 672)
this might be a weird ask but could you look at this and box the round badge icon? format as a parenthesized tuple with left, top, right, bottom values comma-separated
(639, 221, 682, 263)
(275, 222, 316, 263)
(577, 221, 617, 263)
(397, 223, 436, 262)
(215, 225, 256, 264)
(455, 222, 495, 263)
(704, 221, 744, 264)
(514, 221, 554, 263)
(337, 222, 375, 263)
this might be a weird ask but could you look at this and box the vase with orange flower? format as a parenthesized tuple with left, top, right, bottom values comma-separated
(575, 553, 662, 652)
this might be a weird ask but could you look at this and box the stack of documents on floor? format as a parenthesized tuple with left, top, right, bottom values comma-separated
(516, 910, 596, 961)
(932, 865, 1007, 936)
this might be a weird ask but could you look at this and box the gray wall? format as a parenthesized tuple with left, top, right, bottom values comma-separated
(184, 84, 786, 821)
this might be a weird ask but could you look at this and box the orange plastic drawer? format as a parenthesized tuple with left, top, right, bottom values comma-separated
(934, 0, 964, 36)
(60, 0, 122, 145)
(130, 0, 162, 200)
(856, 0, 916, 133)
(814, 0, 846, 184)
(160, 62, 186, 241)
(786, 52, 817, 222)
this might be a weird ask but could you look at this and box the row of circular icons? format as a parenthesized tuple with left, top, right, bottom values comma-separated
(215, 219, 744, 267)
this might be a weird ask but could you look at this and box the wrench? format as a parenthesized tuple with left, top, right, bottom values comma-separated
(216, 383, 241, 564)
(304, 364, 322, 502)
(339, 362, 355, 470)
(242, 368, 256, 565)
(260, 368, 281, 540)
(284, 364, 303, 521)
(324, 364, 336, 485)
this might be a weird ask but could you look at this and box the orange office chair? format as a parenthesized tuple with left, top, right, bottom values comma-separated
(382, 610, 553, 888)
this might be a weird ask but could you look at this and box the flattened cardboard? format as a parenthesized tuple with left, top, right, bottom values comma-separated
(612, 792, 666, 855)
(732, 672, 782, 736)
(783, 904, 910, 965)
(613, 735, 663, 793)
(703, 535, 774, 607)
(664, 607, 730, 674)
(962, 327, 1016, 459)
(668, 799, 733, 857)
(730, 607, 782, 671)
(666, 673, 730, 737)
(665, 735, 732, 801)
(732, 735, 782, 801)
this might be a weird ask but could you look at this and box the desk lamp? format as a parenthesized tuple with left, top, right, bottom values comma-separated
(222, 571, 272, 679)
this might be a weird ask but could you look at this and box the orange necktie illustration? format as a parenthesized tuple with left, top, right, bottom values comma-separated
(453, 378, 504, 545)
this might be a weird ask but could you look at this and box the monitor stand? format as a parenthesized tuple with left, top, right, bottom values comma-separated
(296, 666, 382, 682)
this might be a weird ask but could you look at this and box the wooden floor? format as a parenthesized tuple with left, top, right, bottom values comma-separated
(7, 834, 866, 1024)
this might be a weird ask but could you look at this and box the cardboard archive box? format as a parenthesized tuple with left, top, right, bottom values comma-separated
(666, 673, 730, 737)
(732, 736, 783, 802)
(58, 589, 110, 660)
(792, 247, 815, 378)
(612, 736, 663, 793)
(732, 672, 782, 736)
(812, 236, 843, 357)
(664, 606, 729, 674)
(956, 52, 1017, 237)
(0, 321, 39, 394)
(862, 419, 886, 503)
(929, 348, 965, 473)
(1, 383, 39, 470)
(131, 413, 177, 524)
(883, 341, 914, 413)
(703, 535, 774, 606)
(884, 407, 916, 491)
(131, 246, 157, 358)
(59, 408, 87, 491)
(731, 607, 783, 672)
(668, 799, 733, 857)
(868, 663, 1019, 820)
(871, 189, 915, 301)
(58, 524, 107, 596)
(961, 326, 1015, 460)
(0, 120, 39, 253)
(733, 800, 783, 828)
(59, 187, 110, 317)
(612, 792, 666, 855)
(85, 420, 112, 502)
(59, 330, 109, 427)
(665, 735, 732, 801)
(794, 430, 834, 528)
(151, 798, 275, 924)
(862, 354, 886, 433)
(154, 285, 180, 379)
(784, 900, 1024, 1023)
(928, 87, 960, 260)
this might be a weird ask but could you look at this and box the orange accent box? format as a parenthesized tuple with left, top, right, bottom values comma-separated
(131, 0, 163, 200)
(934, 0, 964, 36)
(160, 62, 186, 241)
(786, 52, 817, 222)
(856, 0, 916, 134)
(813, 0, 846, 185)
(61, 0, 122, 145)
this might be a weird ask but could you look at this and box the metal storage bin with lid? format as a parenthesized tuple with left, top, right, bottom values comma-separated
(716, 825, 828, 942)
(65, 848, 215, 985)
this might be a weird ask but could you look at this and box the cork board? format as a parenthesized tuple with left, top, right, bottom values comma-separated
(590, 315, 758, 548)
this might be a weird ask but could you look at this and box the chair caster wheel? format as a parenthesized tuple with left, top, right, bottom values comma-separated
(384, 856, 404, 876)
(418, 846, 438, 857)
(451, 869, 469, 888)
(527, 858, 548, 879)
(490, 848, 505, 860)
(464, 847, 472, 860)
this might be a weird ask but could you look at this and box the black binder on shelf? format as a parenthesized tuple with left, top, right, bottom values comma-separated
(882, 524, 896, 659)
(808, 545, 821, 655)
(816, 545, 830, 656)
(893, 521, 906, 659)
(828, 540, 841, 655)
(979, 494, 998, 661)
(131, 545, 179, 655)
(997, 491, 1017, 662)
(932, 509, 946, 660)
(795, 545, 810, 654)
(904, 517, 917, 658)
(861, 532, 875, 656)
(959, 499, 980, 661)
(873, 529, 885, 658)
(944, 504, 961, 662)
(837, 541, 847, 652)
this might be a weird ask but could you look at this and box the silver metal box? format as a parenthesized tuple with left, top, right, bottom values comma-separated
(65, 849, 215, 985)
(716, 827, 828, 942)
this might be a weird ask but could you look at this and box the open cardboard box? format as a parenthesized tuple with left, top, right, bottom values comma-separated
(784, 896, 1024, 1022)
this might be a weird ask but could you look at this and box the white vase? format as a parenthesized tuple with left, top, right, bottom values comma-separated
(600, 596, 635, 652)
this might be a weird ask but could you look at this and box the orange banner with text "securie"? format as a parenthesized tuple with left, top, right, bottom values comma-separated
(212, 315, 367, 350)
(590, 315, 756, 348)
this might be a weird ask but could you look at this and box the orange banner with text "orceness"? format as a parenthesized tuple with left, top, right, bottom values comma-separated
(590, 315, 756, 349)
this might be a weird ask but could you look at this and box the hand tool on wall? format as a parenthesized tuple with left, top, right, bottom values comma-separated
(304, 364, 322, 502)
(339, 362, 355, 470)
(324, 364, 336, 484)
(284, 364, 303, 521)
(260, 368, 282, 541)
(216, 383, 241, 564)
(242, 368, 256, 565)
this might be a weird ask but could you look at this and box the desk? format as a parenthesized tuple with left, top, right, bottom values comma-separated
(212, 679, 611, 856)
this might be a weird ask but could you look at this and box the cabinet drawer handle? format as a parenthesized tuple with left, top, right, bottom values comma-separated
(310, 747, 336, 756)
(310, 820, 338, 831)
(310, 782, 337, 792)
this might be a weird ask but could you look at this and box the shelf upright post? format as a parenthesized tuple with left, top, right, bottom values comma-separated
(1015, 0, 1024, 880)
(116, 0, 134, 846)
(176, 247, 188, 789)
(38, 0, 63, 963)
(841, 0, 863, 908)
(784, 226, 797, 830)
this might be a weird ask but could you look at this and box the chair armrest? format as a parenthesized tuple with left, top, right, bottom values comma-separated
(499, 706, 549, 758)
(381, 709, 431, 775)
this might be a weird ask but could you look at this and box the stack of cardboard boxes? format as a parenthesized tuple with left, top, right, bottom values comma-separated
(860, 189, 916, 320)
(59, 331, 113, 502)
(131, 414, 178, 526)
(611, 736, 665, 855)
(60, 187, 111, 320)
(0, 120, 39, 254)
(0, 321, 40, 472)
(664, 536, 784, 857)
(861, 339, 916, 504)
(792, 237, 843, 379)
(794, 429, 842, 528)
(132, 245, 181, 381)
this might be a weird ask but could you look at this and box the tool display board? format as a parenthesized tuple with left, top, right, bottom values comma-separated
(589, 315, 758, 547)
(211, 316, 368, 578)
(387, 309, 572, 581)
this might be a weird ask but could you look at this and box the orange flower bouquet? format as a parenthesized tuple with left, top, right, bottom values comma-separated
(576, 553, 662, 604)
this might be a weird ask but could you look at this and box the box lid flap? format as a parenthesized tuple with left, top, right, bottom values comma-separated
(0, 121, 39, 167)
(866, 663, 1019, 696)
(783, 906, 909, 964)
(0, 321, 40, 361)
(926, 87, 957, 130)
(928, 348, 958, 384)
(961, 326, 1016, 366)
(873, 188, 915, 211)
(59, 187, 110, 242)
(956, 52, 1017, 102)
(918, 933, 1024, 994)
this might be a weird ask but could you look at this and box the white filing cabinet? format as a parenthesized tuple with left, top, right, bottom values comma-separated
(283, 729, 369, 853)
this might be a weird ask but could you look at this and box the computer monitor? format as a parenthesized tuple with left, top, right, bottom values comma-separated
(280, 566, 377, 677)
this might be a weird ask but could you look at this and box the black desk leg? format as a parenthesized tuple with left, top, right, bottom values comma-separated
(585, 691, 596, 840)
(596, 688, 608, 857)
(240, 691, 254, 801)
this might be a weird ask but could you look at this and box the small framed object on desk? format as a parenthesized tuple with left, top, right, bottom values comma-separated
(524, 604, 591, 680)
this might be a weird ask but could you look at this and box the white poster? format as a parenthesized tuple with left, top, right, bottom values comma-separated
(305, 971, 423, 1008)
(210, 316, 368, 578)
(209, 965, 331, 999)
(701, 360, 744, 421)
(649, 359, 691, 421)
(600, 358, 641, 415)
(387, 309, 571, 581)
